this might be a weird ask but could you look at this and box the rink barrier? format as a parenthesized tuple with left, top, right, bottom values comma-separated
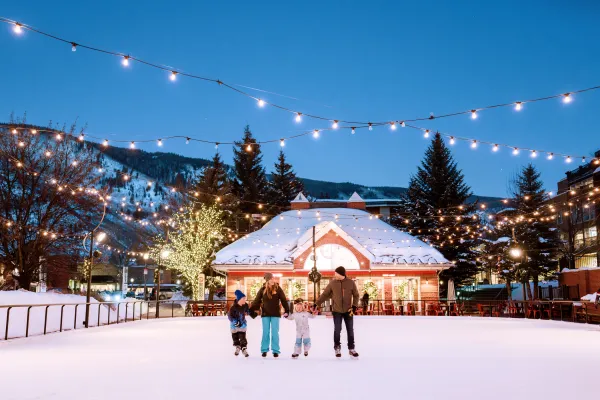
(3, 299, 599, 341)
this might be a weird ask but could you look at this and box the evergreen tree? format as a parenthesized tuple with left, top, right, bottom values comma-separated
(485, 164, 560, 299)
(232, 125, 269, 212)
(392, 133, 481, 286)
(269, 150, 305, 207)
(194, 152, 235, 209)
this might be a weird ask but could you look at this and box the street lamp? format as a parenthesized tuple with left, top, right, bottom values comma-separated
(156, 249, 170, 318)
(143, 253, 149, 300)
(82, 230, 106, 328)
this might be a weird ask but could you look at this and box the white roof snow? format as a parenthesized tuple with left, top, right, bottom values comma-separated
(348, 192, 364, 202)
(214, 208, 451, 268)
(291, 192, 309, 203)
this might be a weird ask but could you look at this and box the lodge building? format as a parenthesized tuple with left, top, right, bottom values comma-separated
(213, 193, 453, 311)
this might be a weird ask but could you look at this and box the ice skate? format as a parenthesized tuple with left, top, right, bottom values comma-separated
(304, 351, 309, 357)
(242, 348, 249, 358)
(292, 353, 299, 359)
(262, 352, 267, 358)
(349, 349, 359, 359)
(273, 353, 279, 358)
(234, 346, 241, 356)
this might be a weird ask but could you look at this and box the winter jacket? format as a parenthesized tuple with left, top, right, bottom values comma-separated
(316, 278, 359, 314)
(287, 311, 315, 338)
(250, 284, 290, 317)
(228, 301, 256, 332)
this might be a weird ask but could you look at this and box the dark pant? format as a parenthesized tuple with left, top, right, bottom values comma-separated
(232, 332, 248, 349)
(332, 312, 355, 350)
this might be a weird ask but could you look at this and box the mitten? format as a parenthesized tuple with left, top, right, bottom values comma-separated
(283, 313, 289, 318)
(234, 320, 241, 328)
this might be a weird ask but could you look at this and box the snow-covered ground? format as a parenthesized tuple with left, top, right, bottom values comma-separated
(0, 290, 147, 339)
(2, 316, 599, 399)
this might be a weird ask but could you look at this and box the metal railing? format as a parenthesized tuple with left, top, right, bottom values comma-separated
(4, 298, 600, 341)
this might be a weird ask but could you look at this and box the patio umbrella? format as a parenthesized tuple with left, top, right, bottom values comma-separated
(447, 279, 456, 301)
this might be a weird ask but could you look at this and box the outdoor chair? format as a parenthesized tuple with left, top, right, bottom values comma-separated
(492, 302, 505, 317)
(477, 304, 486, 317)
(526, 304, 540, 319)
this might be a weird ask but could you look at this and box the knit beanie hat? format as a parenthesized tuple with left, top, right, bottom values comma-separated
(234, 290, 246, 301)
(294, 298, 304, 304)
(334, 266, 346, 277)
(264, 272, 273, 281)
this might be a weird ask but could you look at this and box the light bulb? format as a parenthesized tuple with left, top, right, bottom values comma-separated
(45, 151, 52, 157)
(246, 144, 252, 152)
(562, 93, 572, 103)
(18, 141, 25, 147)
(582, 157, 586, 163)
(122, 56, 130, 67)
(170, 71, 177, 81)
(71, 42, 77, 52)
(471, 140, 477, 148)
(531, 150, 537, 158)
(295, 113, 302, 123)
(78, 134, 84, 142)
(13, 23, 23, 34)
(332, 120, 339, 129)
(390, 122, 397, 130)
(449, 137, 455, 145)
(368, 123, 373, 131)
(513, 148, 519, 155)
(515, 102, 522, 111)
(493, 144, 499, 152)
(313, 130, 320, 138)
(123, 174, 129, 181)
(186, 137, 190, 144)
(72, 160, 78, 166)
(215, 143, 219, 150)
(351, 127, 356, 134)
(130, 142, 135, 149)
(257, 98, 265, 107)
(280, 139, 285, 147)
(31, 129, 37, 134)
(471, 110, 478, 119)
(566, 156, 572, 163)
(547, 153, 554, 160)
(103, 139, 109, 147)
(424, 130, 430, 138)
(400, 121, 406, 127)
(157, 139, 163, 147)
(11, 128, 17, 134)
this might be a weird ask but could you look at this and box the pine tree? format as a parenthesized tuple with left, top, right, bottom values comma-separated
(269, 150, 305, 207)
(486, 164, 560, 299)
(195, 152, 234, 209)
(232, 125, 269, 212)
(392, 133, 481, 286)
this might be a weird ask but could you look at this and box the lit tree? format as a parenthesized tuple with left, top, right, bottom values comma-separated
(232, 125, 268, 212)
(0, 117, 103, 290)
(392, 133, 481, 286)
(194, 151, 235, 209)
(149, 204, 225, 301)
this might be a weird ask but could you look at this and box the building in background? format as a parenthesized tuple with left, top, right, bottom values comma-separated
(213, 193, 452, 312)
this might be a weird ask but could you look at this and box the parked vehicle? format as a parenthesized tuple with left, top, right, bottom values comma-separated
(150, 285, 182, 300)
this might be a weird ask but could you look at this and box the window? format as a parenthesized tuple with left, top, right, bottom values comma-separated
(588, 226, 597, 238)
(244, 277, 264, 300)
(282, 278, 307, 301)
(392, 278, 419, 301)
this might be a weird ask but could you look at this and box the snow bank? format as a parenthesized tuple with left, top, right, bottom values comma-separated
(1, 317, 599, 399)
(0, 290, 148, 339)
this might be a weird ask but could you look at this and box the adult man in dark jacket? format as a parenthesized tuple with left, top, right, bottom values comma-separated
(315, 266, 360, 358)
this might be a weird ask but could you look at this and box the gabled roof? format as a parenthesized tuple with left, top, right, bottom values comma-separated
(291, 192, 309, 203)
(213, 208, 451, 268)
(348, 192, 364, 202)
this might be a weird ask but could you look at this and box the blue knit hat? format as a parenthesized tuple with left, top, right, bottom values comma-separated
(234, 290, 246, 301)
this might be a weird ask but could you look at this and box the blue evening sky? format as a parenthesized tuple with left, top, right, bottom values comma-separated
(1, 1, 599, 197)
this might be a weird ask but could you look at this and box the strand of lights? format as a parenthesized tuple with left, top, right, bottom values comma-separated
(2, 17, 599, 129)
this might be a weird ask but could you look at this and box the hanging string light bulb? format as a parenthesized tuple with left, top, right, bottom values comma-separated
(471, 140, 478, 148)
(565, 156, 572, 163)
(531, 150, 537, 158)
(449, 137, 455, 145)
(71, 42, 77, 52)
(515, 102, 523, 111)
(423, 129, 430, 138)
(400, 121, 406, 127)
(332, 120, 339, 129)
(102, 139, 109, 147)
(351, 127, 356, 134)
(11, 128, 17, 134)
(170, 71, 178, 81)
(470, 110, 478, 119)
(295, 112, 302, 123)
(130, 141, 135, 149)
(493, 144, 499, 152)
(186, 137, 190, 144)
(13, 22, 23, 34)
(513, 147, 519, 155)
(45, 150, 52, 157)
(157, 139, 163, 147)
(280, 139, 285, 147)
(78, 134, 85, 142)
(55, 133, 62, 141)
(246, 143, 252, 152)
(257, 98, 265, 107)
(313, 129, 320, 138)
(31, 129, 37, 134)
(547, 153, 554, 160)
(562, 93, 572, 103)
(390, 122, 397, 130)
(368, 123, 373, 131)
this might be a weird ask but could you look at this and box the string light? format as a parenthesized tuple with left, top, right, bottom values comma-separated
(280, 139, 285, 147)
(400, 121, 406, 127)
(130, 141, 135, 149)
(562, 93, 572, 103)
(11, 128, 17, 134)
(103, 139, 109, 147)
(295, 113, 302, 123)
(157, 139, 163, 147)
(55, 133, 62, 141)
(351, 127, 356, 134)
(368, 123, 373, 131)
(566, 156, 572, 163)
(18, 141, 25, 147)
(515, 102, 523, 111)
(122, 55, 130, 67)
(246, 144, 252, 152)
(531, 150, 537, 158)
(424, 129, 430, 138)
(78, 134, 85, 142)
(547, 153, 554, 160)
(71, 42, 77, 52)
(471, 140, 477, 149)
(470, 110, 478, 120)
(170, 71, 177, 81)
(332, 120, 339, 129)
(390, 122, 397, 130)
(45, 150, 52, 157)
(513, 148, 519, 156)
(449, 137, 455, 145)
(186, 137, 190, 144)
(492, 144, 499, 152)
(31, 129, 37, 134)
(13, 22, 23, 34)
(257, 98, 265, 107)
(313, 129, 320, 138)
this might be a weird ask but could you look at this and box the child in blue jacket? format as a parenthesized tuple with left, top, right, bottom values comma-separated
(228, 290, 257, 357)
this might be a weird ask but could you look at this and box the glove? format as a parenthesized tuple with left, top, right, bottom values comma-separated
(311, 303, 318, 312)
(283, 313, 289, 319)
(349, 306, 357, 316)
(234, 321, 241, 328)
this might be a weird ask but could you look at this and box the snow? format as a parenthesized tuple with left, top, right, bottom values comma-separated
(348, 191, 364, 202)
(0, 290, 148, 339)
(214, 208, 450, 266)
(2, 317, 600, 399)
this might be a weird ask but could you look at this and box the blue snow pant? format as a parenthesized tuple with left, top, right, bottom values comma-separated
(294, 337, 311, 354)
(261, 317, 281, 354)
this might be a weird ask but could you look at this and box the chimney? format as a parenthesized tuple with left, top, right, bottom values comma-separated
(347, 192, 366, 210)
(290, 192, 310, 210)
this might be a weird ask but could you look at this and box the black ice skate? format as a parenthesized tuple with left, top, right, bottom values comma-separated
(292, 353, 299, 359)
(242, 348, 249, 358)
(234, 346, 241, 356)
(304, 351, 308, 357)
(273, 353, 279, 358)
(262, 352, 267, 358)
(335, 347, 341, 358)
(349, 349, 359, 359)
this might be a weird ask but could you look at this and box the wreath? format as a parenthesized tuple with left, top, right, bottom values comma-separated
(363, 281, 379, 300)
(249, 281, 264, 299)
(395, 281, 408, 300)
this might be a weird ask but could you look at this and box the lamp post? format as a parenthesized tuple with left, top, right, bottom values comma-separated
(83, 230, 106, 328)
(156, 249, 170, 318)
(308, 226, 321, 304)
(143, 253, 149, 300)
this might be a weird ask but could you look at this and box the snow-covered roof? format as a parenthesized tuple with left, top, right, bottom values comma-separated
(214, 208, 451, 268)
(290, 193, 308, 203)
(348, 192, 364, 202)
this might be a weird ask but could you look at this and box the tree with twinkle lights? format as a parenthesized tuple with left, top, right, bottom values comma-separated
(149, 204, 225, 301)
(269, 150, 304, 207)
(232, 125, 268, 210)
(0, 115, 103, 290)
(392, 133, 481, 287)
